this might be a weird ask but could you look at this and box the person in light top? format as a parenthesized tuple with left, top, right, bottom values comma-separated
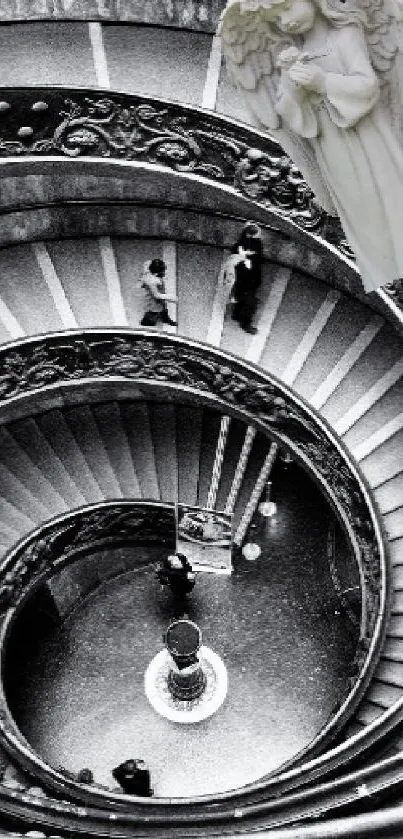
(139, 258, 178, 327)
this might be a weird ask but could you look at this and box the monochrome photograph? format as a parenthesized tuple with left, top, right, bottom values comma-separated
(0, 0, 399, 836)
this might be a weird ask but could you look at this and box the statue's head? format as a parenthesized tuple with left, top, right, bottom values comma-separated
(275, 0, 316, 34)
(229, 0, 366, 30)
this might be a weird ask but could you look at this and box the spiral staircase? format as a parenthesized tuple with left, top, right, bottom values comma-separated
(0, 2, 400, 837)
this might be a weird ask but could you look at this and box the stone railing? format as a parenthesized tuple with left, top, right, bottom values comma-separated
(0, 328, 386, 643)
(0, 327, 393, 834)
(0, 500, 176, 616)
(0, 90, 348, 250)
(0, 86, 400, 313)
(0, 328, 387, 789)
(0, 0, 225, 28)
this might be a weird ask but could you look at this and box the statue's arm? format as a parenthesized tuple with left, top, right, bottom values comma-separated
(276, 77, 319, 137)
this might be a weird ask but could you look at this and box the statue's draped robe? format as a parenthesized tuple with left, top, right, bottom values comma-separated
(276, 24, 403, 291)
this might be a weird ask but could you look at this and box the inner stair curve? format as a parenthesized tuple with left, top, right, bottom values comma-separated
(0, 233, 400, 756)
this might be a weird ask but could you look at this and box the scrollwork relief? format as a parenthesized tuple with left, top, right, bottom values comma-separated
(0, 89, 400, 308)
(0, 331, 388, 822)
(0, 502, 176, 612)
(0, 332, 384, 656)
(0, 89, 369, 275)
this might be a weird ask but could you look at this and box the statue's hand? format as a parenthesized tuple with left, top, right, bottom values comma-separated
(288, 62, 326, 94)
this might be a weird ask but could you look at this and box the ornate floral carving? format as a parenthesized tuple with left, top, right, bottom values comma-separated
(0, 331, 384, 650)
(0, 331, 387, 822)
(1, 89, 401, 309)
(0, 90, 362, 264)
(0, 502, 176, 612)
(0, 89, 399, 308)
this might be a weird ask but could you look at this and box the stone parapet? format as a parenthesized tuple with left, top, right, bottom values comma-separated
(0, 0, 225, 29)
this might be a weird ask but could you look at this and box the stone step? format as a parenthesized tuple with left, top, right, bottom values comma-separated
(343, 381, 403, 454)
(47, 238, 113, 329)
(383, 636, 403, 663)
(0, 20, 96, 86)
(355, 699, 384, 725)
(296, 299, 381, 403)
(148, 402, 178, 504)
(322, 323, 403, 428)
(0, 496, 35, 537)
(375, 659, 403, 689)
(119, 402, 160, 500)
(103, 23, 212, 105)
(35, 410, 104, 505)
(0, 460, 49, 524)
(92, 402, 141, 498)
(9, 417, 87, 510)
(177, 242, 223, 343)
(360, 430, 403, 488)
(63, 404, 123, 500)
(365, 678, 403, 708)
(0, 426, 67, 518)
(175, 404, 204, 508)
(373, 474, 403, 515)
(259, 269, 330, 380)
(389, 537, 403, 566)
(0, 243, 63, 337)
(384, 508, 403, 543)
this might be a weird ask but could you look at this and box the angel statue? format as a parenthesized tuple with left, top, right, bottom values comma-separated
(219, 0, 403, 292)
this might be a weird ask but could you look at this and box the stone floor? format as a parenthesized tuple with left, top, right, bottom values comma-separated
(8, 464, 359, 798)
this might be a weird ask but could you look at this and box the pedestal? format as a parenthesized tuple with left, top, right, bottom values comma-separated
(165, 620, 206, 701)
(144, 619, 228, 723)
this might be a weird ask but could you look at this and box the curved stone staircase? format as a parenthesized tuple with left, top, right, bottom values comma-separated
(0, 233, 400, 752)
(0, 3, 401, 834)
(0, 398, 274, 547)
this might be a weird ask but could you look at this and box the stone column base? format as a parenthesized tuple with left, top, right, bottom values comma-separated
(144, 647, 228, 723)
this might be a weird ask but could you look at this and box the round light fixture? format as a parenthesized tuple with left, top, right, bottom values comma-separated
(258, 501, 277, 517)
(242, 542, 261, 561)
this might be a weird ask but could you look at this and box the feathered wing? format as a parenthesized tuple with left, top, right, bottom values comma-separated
(360, 0, 403, 146)
(219, 0, 338, 214)
(218, 0, 285, 131)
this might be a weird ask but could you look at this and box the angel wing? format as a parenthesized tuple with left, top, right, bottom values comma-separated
(218, 0, 286, 130)
(218, 1, 338, 214)
(342, 0, 403, 146)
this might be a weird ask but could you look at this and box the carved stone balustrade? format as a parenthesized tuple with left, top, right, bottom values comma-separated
(0, 327, 391, 835)
(0, 91, 350, 253)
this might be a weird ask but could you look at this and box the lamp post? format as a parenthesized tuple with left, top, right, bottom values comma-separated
(258, 480, 277, 517)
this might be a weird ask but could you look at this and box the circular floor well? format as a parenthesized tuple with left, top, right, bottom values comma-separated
(7, 468, 359, 798)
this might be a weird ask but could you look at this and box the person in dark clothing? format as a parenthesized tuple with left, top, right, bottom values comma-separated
(59, 766, 95, 785)
(112, 759, 153, 797)
(231, 222, 263, 334)
(156, 553, 196, 616)
(76, 768, 94, 784)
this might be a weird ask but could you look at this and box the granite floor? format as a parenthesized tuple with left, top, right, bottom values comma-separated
(8, 463, 359, 798)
